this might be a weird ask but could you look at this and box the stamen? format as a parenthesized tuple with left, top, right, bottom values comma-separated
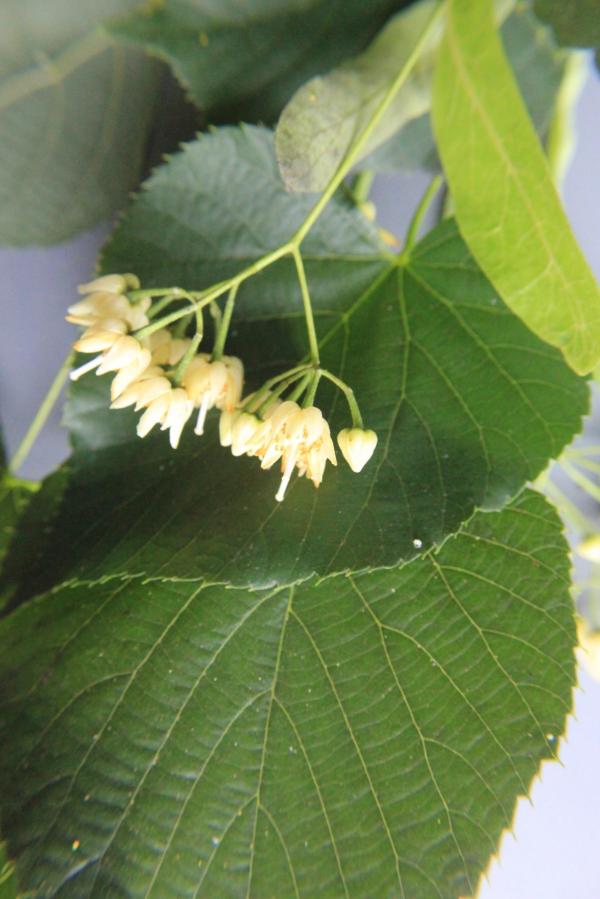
(69, 355, 103, 381)
(276, 447, 298, 502)
(194, 394, 211, 435)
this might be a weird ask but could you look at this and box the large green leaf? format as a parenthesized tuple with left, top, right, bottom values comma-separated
(0, 0, 160, 245)
(1, 128, 587, 601)
(0, 490, 576, 897)
(432, 0, 600, 375)
(108, 0, 406, 124)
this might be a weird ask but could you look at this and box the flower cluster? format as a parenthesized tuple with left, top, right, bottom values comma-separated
(67, 273, 378, 500)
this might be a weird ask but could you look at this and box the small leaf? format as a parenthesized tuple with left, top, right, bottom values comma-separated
(2, 128, 587, 600)
(108, 0, 406, 123)
(432, 0, 600, 375)
(0, 490, 576, 897)
(0, 0, 160, 245)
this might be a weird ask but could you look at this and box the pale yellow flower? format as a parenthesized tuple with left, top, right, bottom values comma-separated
(257, 402, 336, 501)
(136, 387, 194, 449)
(110, 367, 172, 411)
(77, 273, 140, 296)
(182, 354, 243, 435)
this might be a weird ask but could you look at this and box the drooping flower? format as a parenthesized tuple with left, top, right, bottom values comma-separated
(77, 273, 140, 296)
(148, 330, 191, 367)
(110, 367, 172, 411)
(256, 402, 337, 501)
(136, 387, 194, 449)
(182, 354, 243, 435)
(337, 428, 378, 473)
(70, 334, 151, 400)
(67, 278, 149, 332)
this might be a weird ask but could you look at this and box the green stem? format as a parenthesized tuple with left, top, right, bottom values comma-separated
(303, 370, 322, 407)
(173, 331, 203, 384)
(292, 247, 320, 365)
(147, 295, 179, 320)
(257, 370, 310, 416)
(291, 2, 444, 246)
(401, 174, 444, 259)
(244, 364, 311, 413)
(287, 372, 312, 404)
(212, 285, 238, 360)
(133, 244, 293, 339)
(320, 369, 364, 427)
(9, 350, 74, 475)
(129, 287, 187, 301)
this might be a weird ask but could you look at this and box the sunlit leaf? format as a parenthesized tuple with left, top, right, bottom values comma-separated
(432, 0, 600, 375)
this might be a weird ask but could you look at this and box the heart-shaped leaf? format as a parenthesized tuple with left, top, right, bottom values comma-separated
(1, 127, 587, 601)
(0, 490, 576, 897)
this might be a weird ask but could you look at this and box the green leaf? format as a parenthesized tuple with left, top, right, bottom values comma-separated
(363, 2, 567, 175)
(276, 0, 441, 192)
(2, 128, 587, 600)
(108, 0, 406, 123)
(0, 478, 36, 569)
(432, 0, 600, 376)
(534, 0, 600, 50)
(0, 844, 16, 899)
(0, 490, 576, 897)
(0, 0, 160, 245)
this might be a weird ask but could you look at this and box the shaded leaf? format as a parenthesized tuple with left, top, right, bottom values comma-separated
(108, 0, 407, 123)
(275, 0, 441, 192)
(0, 844, 15, 899)
(0, 0, 160, 245)
(1, 128, 587, 600)
(432, 0, 600, 375)
(534, 0, 600, 51)
(0, 490, 576, 897)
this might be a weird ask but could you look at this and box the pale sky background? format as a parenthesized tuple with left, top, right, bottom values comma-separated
(0, 52, 599, 899)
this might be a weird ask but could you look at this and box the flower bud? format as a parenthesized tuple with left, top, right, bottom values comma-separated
(77, 273, 139, 295)
(337, 428, 378, 473)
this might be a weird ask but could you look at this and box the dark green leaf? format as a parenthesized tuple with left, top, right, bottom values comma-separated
(534, 0, 600, 50)
(108, 0, 407, 123)
(2, 128, 587, 600)
(0, 490, 576, 897)
(0, 844, 15, 899)
(0, 0, 160, 245)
